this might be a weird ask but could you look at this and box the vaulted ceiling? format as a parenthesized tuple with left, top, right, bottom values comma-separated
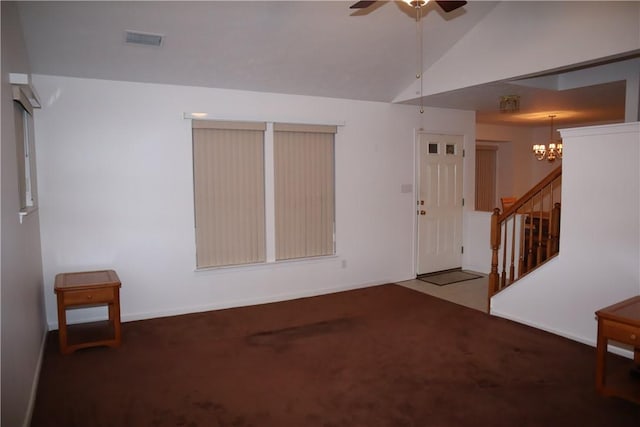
(15, 1, 640, 127)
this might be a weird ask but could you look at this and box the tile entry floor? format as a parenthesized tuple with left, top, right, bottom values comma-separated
(398, 271, 489, 313)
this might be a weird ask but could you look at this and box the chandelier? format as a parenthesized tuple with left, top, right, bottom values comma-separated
(533, 115, 563, 162)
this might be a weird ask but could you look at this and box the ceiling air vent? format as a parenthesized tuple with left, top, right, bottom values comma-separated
(125, 31, 163, 47)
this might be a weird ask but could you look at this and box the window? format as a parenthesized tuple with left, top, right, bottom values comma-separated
(13, 84, 39, 221)
(475, 145, 498, 212)
(192, 120, 266, 268)
(274, 123, 336, 260)
(192, 120, 337, 269)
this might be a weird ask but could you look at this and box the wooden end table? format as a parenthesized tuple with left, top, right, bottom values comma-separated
(595, 295, 640, 404)
(54, 269, 122, 355)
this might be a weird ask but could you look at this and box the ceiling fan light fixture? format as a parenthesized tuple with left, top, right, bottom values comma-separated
(351, 0, 466, 12)
(403, 0, 429, 8)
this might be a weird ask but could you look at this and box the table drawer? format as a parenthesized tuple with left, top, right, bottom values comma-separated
(63, 288, 115, 306)
(602, 321, 640, 346)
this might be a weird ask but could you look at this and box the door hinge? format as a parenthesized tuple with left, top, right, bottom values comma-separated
(462, 149, 465, 157)
(461, 246, 464, 254)
(462, 198, 465, 207)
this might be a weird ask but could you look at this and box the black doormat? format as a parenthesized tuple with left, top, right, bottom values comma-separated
(417, 269, 483, 286)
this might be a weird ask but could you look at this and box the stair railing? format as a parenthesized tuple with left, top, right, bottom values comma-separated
(488, 166, 562, 299)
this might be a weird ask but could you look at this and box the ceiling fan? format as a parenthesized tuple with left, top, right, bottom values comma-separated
(350, 0, 467, 14)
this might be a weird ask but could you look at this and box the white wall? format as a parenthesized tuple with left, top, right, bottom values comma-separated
(1, 2, 47, 427)
(33, 75, 476, 328)
(491, 122, 640, 349)
(463, 210, 492, 274)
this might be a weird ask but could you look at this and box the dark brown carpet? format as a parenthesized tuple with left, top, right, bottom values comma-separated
(31, 284, 639, 427)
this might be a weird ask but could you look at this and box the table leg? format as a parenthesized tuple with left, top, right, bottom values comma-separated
(595, 322, 607, 393)
(56, 296, 69, 355)
(110, 290, 121, 347)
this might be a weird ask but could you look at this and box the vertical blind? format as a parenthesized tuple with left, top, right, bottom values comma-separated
(475, 145, 497, 212)
(274, 123, 336, 260)
(192, 120, 266, 268)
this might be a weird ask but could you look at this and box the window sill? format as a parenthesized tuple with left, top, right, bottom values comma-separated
(194, 254, 339, 273)
(19, 206, 38, 224)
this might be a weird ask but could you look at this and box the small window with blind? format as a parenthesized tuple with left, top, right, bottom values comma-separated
(192, 120, 267, 268)
(192, 120, 336, 269)
(274, 123, 336, 260)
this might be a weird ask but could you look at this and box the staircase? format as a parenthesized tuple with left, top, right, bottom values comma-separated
(488, 166, 562, 298)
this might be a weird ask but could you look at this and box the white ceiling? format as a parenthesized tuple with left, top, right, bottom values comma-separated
(15, 1, 638, 127)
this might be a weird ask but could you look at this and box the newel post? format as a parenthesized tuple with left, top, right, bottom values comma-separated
(488, 208, 501, 301)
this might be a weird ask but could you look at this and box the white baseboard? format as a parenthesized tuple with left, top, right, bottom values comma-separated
(490, 308, 635, 359)
(122, 280, 392, 323)
(23, 328, 48, 427)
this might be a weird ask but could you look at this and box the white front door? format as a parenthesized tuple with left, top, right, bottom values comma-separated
(417, 133, 464, 274)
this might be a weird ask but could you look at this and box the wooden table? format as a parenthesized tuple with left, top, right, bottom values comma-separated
(595, 295, 640, 404)
(54, 270, 122, 355)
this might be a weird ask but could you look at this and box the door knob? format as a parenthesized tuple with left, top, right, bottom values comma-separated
(420, 210, 426, 215)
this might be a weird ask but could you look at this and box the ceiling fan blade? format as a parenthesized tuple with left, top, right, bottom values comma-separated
(350, 1, 377, 9)
(435, 1, 467, 13)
